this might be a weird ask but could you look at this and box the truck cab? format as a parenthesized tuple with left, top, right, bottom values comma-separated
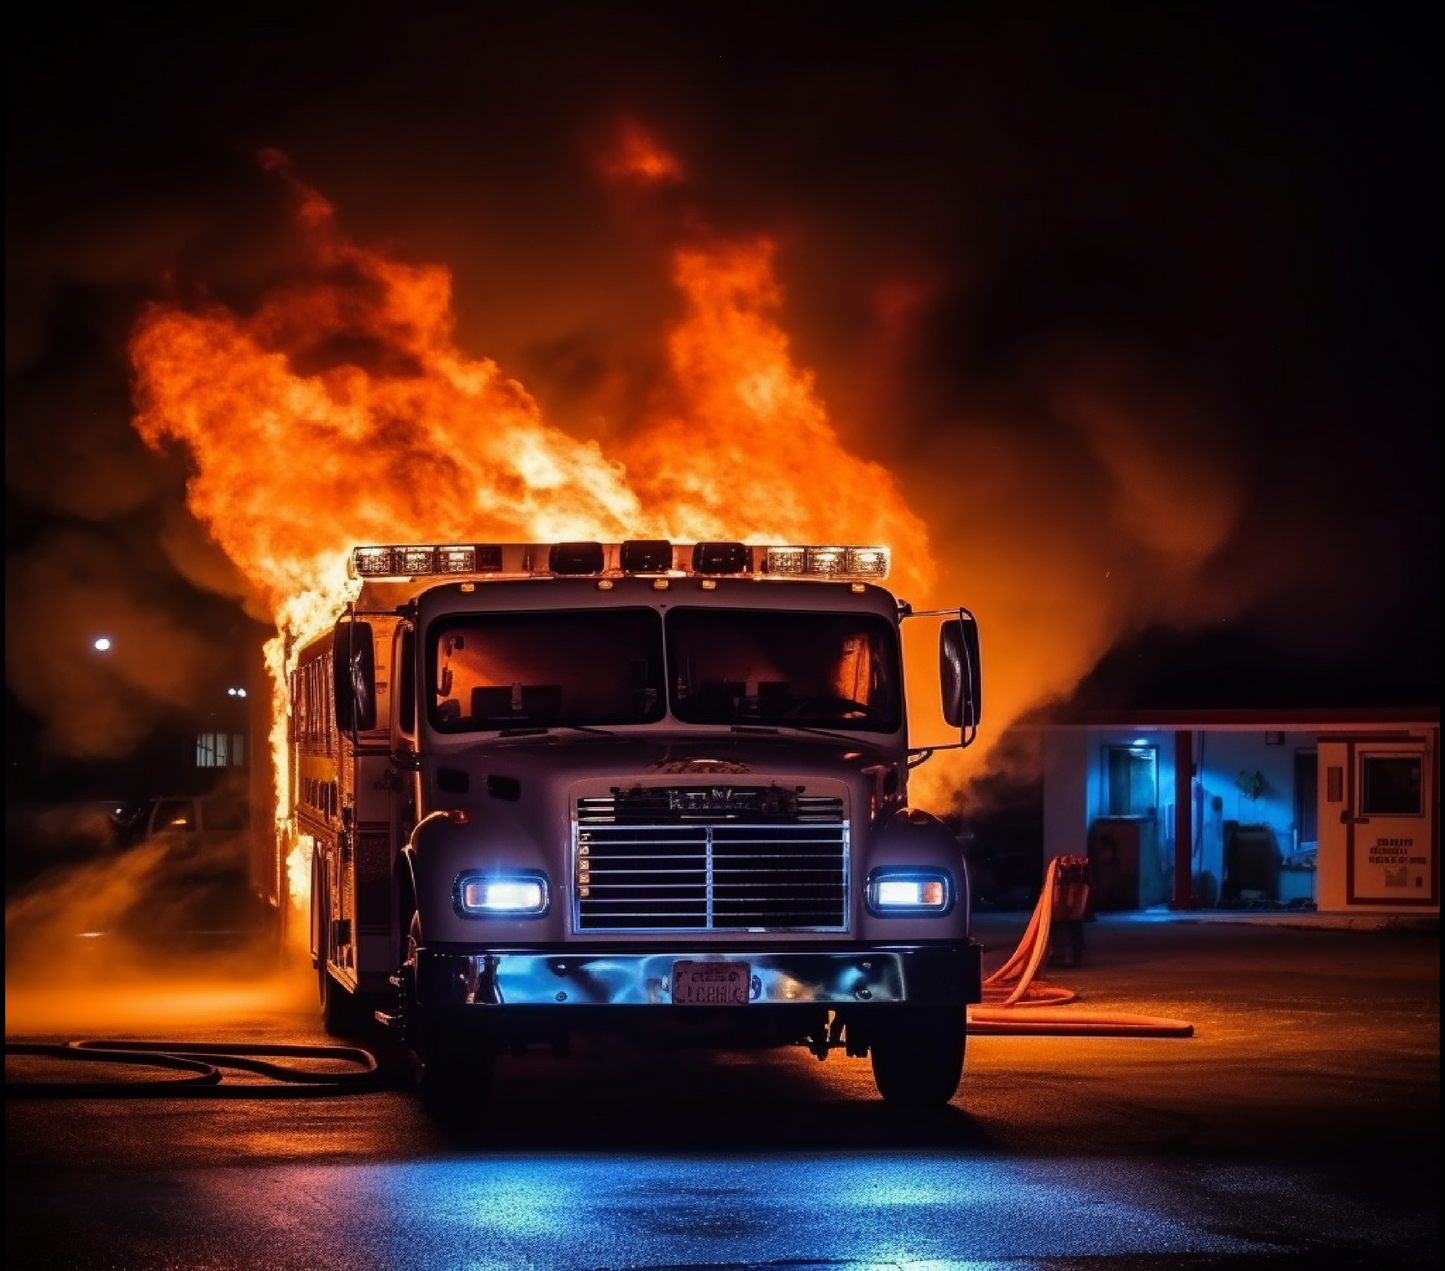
(293, 540, 981, 1111)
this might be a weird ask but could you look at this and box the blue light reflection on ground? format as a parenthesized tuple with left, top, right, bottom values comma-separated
(341, 1152, 1274, 1269)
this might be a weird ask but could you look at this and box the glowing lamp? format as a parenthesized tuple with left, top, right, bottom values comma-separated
(763, 546, 806, 575)
(866, 870, 951, 916)
(845, 547, 889, 577)
(397, 546, 437, 575)
(549, 542, 605, 575)
(806, 546, 847, 576)
(436, 545, 477, 573)
(455, 872, 550, 917)
(693, 542, 752, 574)
(353, 546, 396, 576)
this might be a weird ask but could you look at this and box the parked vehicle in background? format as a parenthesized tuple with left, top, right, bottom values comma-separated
(113, 792, 251, 848)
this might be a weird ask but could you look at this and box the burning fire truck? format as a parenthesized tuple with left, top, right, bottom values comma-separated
(286, 539, 981, 1110)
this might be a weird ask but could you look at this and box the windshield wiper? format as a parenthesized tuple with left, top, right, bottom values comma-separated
(730, 723, 862, 744)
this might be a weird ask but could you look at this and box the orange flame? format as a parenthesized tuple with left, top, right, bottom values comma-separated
(127, 132, 936, 915)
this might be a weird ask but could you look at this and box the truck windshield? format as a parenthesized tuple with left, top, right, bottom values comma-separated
(427, 605, 901, 733)
(666, 607, 902, 731)
(429, 608, 665, 731)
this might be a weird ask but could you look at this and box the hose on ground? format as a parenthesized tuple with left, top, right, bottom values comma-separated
(967, 856, 1194, 1038)
(4, 1038, 397, 1098)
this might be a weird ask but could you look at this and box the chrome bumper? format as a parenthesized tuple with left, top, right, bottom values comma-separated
(414, 942, 981, 1009)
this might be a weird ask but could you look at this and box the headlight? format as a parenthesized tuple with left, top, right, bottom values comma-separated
(866, 869, 952, 916)
(454, 871, 550, 917)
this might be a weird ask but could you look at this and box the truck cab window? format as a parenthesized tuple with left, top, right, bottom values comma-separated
(666, 608, 902, 730)
(428, 608, 665, 731)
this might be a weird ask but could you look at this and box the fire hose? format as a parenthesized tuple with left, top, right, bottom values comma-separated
(967, 855, 1194, 1037)
(3, 1039, 397, 1098)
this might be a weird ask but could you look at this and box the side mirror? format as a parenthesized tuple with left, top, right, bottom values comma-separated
(940, 613, 981, 734)
(333, 620, 377, 732)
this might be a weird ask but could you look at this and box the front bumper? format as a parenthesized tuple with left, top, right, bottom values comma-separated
(414, 941, 982, 1009)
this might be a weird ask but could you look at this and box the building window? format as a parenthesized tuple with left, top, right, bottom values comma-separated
(1104, 745, 1157, 817)
(1360, 754, 1423, 816)
(195, 732, 246, 768)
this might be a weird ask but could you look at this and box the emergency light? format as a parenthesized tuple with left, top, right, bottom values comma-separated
(350, 540, 891, 582)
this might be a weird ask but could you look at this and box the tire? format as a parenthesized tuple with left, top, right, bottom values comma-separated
(869, 1006, 966, 1108)
(404, 911, 495, 1122)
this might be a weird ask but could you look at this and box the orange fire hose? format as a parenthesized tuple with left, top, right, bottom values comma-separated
(966, 856, 1194, 1037)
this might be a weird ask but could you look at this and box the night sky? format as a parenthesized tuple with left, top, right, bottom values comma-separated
(5, 2, 1439, 795)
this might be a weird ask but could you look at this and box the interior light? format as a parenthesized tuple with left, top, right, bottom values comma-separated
(549, 542, 605, 575)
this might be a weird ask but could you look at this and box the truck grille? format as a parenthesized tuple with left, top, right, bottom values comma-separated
(575, 790, 848, 932)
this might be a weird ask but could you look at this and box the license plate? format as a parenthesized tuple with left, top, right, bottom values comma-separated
(672, 960, 752, 1006)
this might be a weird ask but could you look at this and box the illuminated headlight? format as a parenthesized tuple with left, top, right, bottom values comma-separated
(866, 870, 952, 916)
(455, 872, 550, 917)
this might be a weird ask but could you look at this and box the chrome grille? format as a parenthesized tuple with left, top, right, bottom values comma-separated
(575, 791, 848, 932)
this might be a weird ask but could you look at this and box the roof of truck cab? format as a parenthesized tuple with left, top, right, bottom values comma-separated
(395, 575, 904, 620)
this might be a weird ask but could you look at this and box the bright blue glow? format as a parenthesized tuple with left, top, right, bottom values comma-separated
(323, 1154, 1276, 1267)
(457, 874, 549, 915)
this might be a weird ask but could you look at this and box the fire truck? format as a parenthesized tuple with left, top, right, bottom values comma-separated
(286, 540, 982, 1111)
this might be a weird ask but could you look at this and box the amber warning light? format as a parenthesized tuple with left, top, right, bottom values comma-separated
(350, 541, 891, 582)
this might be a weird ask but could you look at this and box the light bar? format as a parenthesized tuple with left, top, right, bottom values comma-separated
(694, 542, 752, 574)
(349, 542, 891, 581)
(762, 546, 807, 575)
(621, 539, 674, 572)
(549, 542, 606, 575)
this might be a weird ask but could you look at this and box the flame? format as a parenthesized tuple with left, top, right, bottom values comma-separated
(128, 131, 936, 920)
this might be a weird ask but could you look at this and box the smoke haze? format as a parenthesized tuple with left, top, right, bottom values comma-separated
(6, 5, 1438, 816)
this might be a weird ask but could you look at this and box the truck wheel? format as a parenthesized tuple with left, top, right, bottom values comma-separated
(869, 1006, 966, 1108)
(404, 911, 496, 1123)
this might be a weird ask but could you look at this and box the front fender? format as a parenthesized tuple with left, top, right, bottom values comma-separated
(860, 805, 971, 940)
(408, 808, 568, 943)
